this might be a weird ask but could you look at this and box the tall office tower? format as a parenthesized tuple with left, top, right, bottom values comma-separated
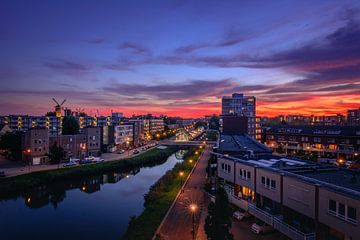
(221, 93, 257, 139)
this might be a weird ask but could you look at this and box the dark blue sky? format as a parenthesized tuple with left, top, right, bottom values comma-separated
(1, 0, 360, 117)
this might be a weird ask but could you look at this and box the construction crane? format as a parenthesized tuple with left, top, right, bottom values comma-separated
(52, 98, 66, 117)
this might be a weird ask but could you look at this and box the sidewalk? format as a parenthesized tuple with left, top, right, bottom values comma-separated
(156, 146, 210, 240)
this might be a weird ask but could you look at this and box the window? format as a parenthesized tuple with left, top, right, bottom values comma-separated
(239, 169, 243, 177)
(247, 171, 251, 179)
(271, 180, 276, 189)
(261, 176, 265, 185)
(221, 163, 224, 170)
(338, 203, 345, 218)
(328, 199, 357, 224)
(314, 137, 321, 143)
(266, 178, 270, 186)
(348, 206, 357, 223)
(329, 200, 336, 213)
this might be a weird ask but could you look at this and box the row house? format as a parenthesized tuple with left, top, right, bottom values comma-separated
(266, 125, 360, 159)
(49, 127, 101, 159)
(216, 153, 359, 240)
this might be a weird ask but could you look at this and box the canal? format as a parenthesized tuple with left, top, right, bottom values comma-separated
(0, 151, 185, 240)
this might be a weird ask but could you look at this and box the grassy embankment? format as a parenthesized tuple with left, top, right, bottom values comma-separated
(0, 146, 178, 197)
(121, 147, 204, 240)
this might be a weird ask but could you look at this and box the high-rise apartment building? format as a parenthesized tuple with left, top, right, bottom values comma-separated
(221, 93, 258, 139)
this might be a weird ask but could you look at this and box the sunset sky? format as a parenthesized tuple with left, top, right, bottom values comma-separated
(1, 0, 360, 118)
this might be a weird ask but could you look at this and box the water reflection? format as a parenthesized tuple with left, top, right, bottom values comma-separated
(22, 169, 140, 209)
(0, 151, 184, 240)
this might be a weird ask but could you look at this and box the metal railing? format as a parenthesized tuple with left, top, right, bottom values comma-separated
(228, 194, 249, 211)
(273, 216, 316, 240)
(248, 204, 274, 225)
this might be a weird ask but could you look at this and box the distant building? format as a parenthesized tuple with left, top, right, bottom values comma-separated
(114, 124, 133, 148)
(0, 124, 12, 136)
(221, 93, 258, 140)
(50, 127, 101, 159)
(348, 108, 360, 126)
(22, 128, 49, 165)
(265, 125, 360, 159)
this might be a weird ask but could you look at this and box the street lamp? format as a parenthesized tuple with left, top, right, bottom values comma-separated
(179, 171, 184, 187)
(189, 159, 193, 164)
(189, 203, 197, 240)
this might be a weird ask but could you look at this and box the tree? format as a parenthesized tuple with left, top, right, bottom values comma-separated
(0, 131, 22, 160)
(47, 143, 66, 164)
(62, 116, 79, 135)
(209, 116, 219, 130)
(204, 187, 233, 240)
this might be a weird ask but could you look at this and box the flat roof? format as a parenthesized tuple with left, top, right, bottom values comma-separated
(218, 134, 271, 154)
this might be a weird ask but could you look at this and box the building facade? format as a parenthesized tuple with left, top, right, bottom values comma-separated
(265, 125, 360, 159)
(216, 153, 359, 240)
(22, 128, 49, 165)
(221, 93, 258, 140)
(348, 108, 360, 126)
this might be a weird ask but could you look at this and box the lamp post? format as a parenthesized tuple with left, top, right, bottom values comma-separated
(189, 204, 197, 240)
(179, 171, 184, 187)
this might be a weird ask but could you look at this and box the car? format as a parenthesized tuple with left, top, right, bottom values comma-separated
(118, 149, 126, 154)
(63, 162, 77, 167)
(79, 159, 92, 165)
(251, 220, 274, 234)
(133, 150, 140, 154)
(141, 147, 146, 151)
(233, 210, 251, 221)
(0, 171, 5, 178)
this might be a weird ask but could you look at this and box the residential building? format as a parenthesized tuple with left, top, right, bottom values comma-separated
(0, 124, 12, 136)
(114, 124, 133, 148)
(221, 93, 258, 140)
(348, 108, 360, 126)
(149, 118, 164, 134)
(22, 128, 49, 165)
(82, 127, 101, 157)
(50, 134, 87, 159)
(265, 125, 360, 159)
(50, 127, 101, 159)
(216, 153, 360, 240)
(100, 125, 116, 152)
(216, 134, 272, 157)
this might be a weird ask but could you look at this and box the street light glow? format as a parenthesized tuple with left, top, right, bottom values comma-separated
(190, 203, 197, 212)
(179, 171, 184, 177)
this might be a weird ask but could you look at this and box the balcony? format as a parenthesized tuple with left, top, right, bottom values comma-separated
(273, 216, 316, 240)
(228, 194, 249, 211)
(248, 204, 274, 225)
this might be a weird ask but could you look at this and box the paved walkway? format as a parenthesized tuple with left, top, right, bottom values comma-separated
(156, 146, 210, 240)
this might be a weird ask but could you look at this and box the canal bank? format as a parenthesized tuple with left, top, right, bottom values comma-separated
(0, 146, 178, 198)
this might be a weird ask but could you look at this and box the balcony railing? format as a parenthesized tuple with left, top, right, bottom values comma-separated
(228, 194, 249, 211)
(248, 204, 274, 225)
(273, 216, 316, 240)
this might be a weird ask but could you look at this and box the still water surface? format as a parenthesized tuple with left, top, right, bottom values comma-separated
(0, 152, 184, 240)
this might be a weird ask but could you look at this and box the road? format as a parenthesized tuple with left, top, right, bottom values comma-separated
(156, 145, 210, 240)
(0, 142, 159, 178)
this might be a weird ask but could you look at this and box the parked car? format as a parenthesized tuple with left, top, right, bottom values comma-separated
(79, 159, 92, 165)
(133, 150, 140, 154)
(63, 162, 77, 167)
(233, 210, 251, 221)
(251, 220, 274, 234)
(118, 149, 125, 154)
(141, 147, 146, 151)
(0, 171, 5, 178)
